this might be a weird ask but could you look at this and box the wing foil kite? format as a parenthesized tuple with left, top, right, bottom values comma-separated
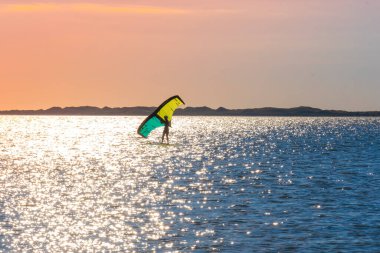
(137, 95, 185, 138)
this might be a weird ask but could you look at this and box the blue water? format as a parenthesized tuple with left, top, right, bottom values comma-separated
(0, 116, 379, 252)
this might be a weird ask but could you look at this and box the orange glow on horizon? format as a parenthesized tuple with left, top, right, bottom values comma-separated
(1, 1, 379, 111)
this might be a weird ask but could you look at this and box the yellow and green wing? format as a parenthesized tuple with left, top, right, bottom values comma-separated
(137, 95, 185, 138)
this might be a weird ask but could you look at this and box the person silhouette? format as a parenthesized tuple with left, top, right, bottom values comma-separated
(162, 115, 171, 144)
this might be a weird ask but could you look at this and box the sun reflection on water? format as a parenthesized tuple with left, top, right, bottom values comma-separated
(0, 116, 379, 251)
(0, 116, 173, 251)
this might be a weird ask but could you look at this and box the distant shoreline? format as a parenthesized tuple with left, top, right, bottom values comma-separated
(1, 106, 380, 117)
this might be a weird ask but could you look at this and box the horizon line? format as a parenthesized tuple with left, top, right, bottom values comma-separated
(1, 105, 380, 113)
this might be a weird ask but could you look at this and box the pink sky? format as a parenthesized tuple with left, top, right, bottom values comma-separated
(1, 1, 380, 110)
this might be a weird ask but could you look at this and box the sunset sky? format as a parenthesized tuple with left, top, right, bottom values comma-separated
(1, 0, 379, 110)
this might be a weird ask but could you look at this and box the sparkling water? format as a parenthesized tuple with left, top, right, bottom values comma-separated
(0, 116, 379, 252)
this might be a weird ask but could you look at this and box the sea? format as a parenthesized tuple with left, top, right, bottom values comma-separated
(0, 116, 379, 252)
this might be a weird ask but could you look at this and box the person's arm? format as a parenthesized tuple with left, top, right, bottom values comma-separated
(169, 120, 172, 127)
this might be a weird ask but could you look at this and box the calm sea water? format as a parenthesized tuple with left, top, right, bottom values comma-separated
(0, 116, 379, 252)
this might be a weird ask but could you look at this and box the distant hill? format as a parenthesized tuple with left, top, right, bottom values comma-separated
(0, 106, 379, 117)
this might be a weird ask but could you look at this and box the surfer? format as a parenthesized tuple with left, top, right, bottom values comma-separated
(137, 95, 184, 139)
(161, 116, 171, 144)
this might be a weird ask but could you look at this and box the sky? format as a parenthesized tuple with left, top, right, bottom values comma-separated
(1, 0, 380, 110)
